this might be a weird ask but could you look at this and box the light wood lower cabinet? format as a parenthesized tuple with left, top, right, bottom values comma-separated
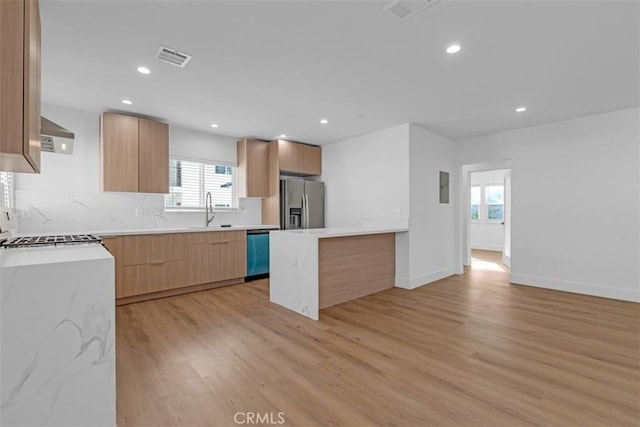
(188, 230, 246, 284)
(102, 237, 123, 298)
(102, 230, 247, 304)
(122, 260, 190, 297)
(122, 233, 188, 266)
(189, 240, 246, 285)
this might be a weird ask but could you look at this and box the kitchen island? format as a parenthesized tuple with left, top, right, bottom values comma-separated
(269, 227, 408, 320)
(0, 245, 115, 426)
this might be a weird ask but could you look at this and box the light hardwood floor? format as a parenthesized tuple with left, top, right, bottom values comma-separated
(116, 250, 640, 426)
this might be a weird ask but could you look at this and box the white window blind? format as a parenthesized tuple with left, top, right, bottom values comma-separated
(0, 172, 14, 209)
(165, 158, 236, 210)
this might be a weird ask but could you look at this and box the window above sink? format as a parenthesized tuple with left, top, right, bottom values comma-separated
(165, 157, 238, 212)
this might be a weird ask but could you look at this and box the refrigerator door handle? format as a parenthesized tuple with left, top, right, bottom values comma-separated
(302, 194, 309, 228)
(301, 195, 306, 229)
(304, 194, 309, 228)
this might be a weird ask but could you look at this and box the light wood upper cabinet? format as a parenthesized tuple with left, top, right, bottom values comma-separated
(101, 113, 169, 193)
(237, 139, 269, 198)
(139, 118, 169, 193)
(0, 0, 41, 173)
(102, 113, 139, 192)
(277, 140, 321, 176)
(261, 139, 322, 224)
(261, 141, 281, 225)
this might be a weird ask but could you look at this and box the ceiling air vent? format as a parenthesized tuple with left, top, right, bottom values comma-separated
(384, 0, 441, 21)
(155, 46, 192, 68)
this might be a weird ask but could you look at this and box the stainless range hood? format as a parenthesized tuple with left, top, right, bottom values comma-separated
(41, 117, 75, 154)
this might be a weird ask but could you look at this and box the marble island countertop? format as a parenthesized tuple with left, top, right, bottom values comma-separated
(0, 242, 115, 426)
(269, 226, 408, 320)
(271, 226, 408, 238)
(0, 244, 112, 268)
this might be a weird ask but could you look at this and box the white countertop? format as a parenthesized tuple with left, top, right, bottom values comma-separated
(271, 226, 408, 238)
(0, 244, 112, 268)
(12, 225, 279, 238)
(96, 224, 278, 237)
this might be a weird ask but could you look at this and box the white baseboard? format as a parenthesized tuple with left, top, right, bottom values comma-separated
(395, 276, 411, 289)
(471, 244, 503, 251)
(509, 273, 640, 303)
(400, 267, 458, 290)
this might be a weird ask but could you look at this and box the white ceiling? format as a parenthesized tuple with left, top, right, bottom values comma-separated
(40, 0, 639, 144)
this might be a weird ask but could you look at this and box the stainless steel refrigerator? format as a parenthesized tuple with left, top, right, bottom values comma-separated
(280, 179, 325, 229)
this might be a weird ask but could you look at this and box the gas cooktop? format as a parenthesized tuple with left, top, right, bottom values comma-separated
(1, 234, 102, 249)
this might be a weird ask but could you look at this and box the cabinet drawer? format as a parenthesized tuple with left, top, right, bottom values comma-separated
(121, 259, 189, 297)
(189, 239, 246, 285)
(122, 233, 188, 266)
(187, 230, 245, 245)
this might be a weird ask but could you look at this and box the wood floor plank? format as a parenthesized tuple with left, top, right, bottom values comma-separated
(116, 250, 640, 426)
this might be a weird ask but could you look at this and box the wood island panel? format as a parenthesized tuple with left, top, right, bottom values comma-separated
(318, 233, 395, 309)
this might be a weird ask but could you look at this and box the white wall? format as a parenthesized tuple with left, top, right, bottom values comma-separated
(457, 107, 640, 302)
(470, 169, 509, 251)
(322, 124, 410, 228)
(321, 123, 460, 289)
(405, 124, 459, 288)
(15, 104, 261, 233)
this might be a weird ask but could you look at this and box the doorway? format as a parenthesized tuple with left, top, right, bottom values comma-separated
(469, 169, 511, 268)
(460, 161, 512, 270)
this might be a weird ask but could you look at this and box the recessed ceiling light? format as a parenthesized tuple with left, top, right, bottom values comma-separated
(515, 106, 527, 113)
(210, 124, 219, 128)
(137, 66, 151, 74)
(279, 134, 287, 138)
(446, 44, 461, 54)
(121, 99, 132, 105)
(320, 119, 328, 124)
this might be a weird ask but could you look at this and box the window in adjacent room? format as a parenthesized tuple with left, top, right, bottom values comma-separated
(470, 183, 504, 222)
(165, 158, 237, 210)
(485, 185, 504, 221)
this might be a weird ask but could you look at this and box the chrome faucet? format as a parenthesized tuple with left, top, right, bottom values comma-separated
(205, 191, 215, 227)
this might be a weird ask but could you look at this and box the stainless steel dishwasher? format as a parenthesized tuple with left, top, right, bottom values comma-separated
(246, 229, 270, 280)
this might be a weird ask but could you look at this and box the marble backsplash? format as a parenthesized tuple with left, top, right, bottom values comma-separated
(15, 189, 263, 234)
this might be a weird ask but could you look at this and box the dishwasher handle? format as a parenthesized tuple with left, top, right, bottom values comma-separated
(247, 229, 274, 235)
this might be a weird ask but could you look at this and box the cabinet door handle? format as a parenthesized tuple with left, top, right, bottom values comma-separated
(150, 261, 165, 266)
(209, 241, 229, 245)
